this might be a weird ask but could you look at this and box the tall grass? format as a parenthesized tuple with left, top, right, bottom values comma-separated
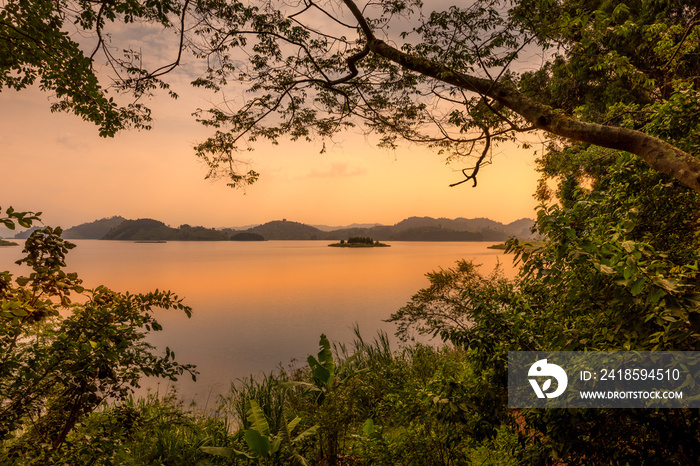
(59, 329, 533, 465)
(217, 371, 289, 433)
(60, 390, 235, 465)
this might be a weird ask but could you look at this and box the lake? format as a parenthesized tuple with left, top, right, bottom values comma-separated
(0, 240, 519, 403)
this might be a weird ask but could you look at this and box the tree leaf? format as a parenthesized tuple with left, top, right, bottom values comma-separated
(200, 446, 235, 458)
(630, 278, 646, 296)
(245, 428, 271, 457)
(246, 400, 270, 437)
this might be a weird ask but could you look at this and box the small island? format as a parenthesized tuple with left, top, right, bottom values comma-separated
(328, 236, 390, 248)
(0, 239, 18, 247)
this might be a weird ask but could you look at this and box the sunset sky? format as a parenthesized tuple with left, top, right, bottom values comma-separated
(0, 10, 544, 233)
(1, 87, 541, 232)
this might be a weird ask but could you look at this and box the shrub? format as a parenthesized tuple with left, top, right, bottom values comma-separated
(0, 208, 197, 463)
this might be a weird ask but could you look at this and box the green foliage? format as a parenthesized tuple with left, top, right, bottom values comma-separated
(515, 165, 700, 352)
(511, 154, 700, 462)
(388, 260, 515, 344)
(54, 391, 235, 465)
(281, 333, 366, 406)
(0, 0, 183, 136)
(307, 334, 336, 396)
(1, 206, 41, 230)
(383, 144, 700, 462)
(202, 400, 317, 465)
(4, 326, 546, 465)
(0, 208, 197, 464)
(186, 333, 485, 465)
(221, 372, 288, 437)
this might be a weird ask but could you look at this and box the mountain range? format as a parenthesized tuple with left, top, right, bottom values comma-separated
(10, 216, 536, 242)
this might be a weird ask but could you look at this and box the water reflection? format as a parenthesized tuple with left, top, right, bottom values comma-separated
(0, 240, 518, 402)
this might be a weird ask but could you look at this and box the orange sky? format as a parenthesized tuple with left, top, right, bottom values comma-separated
(1, 78, 542, 231)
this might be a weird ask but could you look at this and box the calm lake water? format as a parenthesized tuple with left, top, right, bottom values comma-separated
(0, 240, 518, 403)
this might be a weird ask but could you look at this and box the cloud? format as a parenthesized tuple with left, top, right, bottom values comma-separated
(56, 133, 89, 151)
(305, 163, 368, 179)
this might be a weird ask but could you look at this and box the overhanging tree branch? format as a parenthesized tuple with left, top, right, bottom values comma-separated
(5, 0, 700, 192)
(338, 0, 700, 193)
(368, 37, 700, 193)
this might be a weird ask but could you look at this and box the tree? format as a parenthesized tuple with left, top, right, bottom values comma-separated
(386, 41, 700, 459)
(2, 0, 700, 191)
(0, 208, 197, 462)
(0, 0, 186, 136)
(382, 4, 700, 457)
(388, 157, 700, 463)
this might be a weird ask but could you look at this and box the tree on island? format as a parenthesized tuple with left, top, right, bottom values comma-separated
(347, 236, 375, 245)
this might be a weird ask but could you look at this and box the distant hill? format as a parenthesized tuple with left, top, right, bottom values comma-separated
(238, 217, 535, 242)
(231, 232, 265, 241)
(13, 216, 128, 240)
(326, 225, 394, 240)
(103, 219, 229, 241)
(246, 220, 326, 240)
(40, 215, 535, 242)
(63, 216, 126, 239)
(311, 223, 383, 232)
(390, 216, 534, 238)
(390, 227, 486, 241)
(505, 218, 537, 239)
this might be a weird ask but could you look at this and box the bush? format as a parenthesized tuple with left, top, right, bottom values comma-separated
(0, 208, 197, 464)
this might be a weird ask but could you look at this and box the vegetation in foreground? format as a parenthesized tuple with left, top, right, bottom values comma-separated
(7, 332, 535, 465)
(0, 208, 198, 465)
(487, 240, 544, 250)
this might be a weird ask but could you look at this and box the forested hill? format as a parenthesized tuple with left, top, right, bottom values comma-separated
(102, 219, 229, 241)
(237, 216, 535, 241)
(326, 217, 534, 242)
(12, 216, 536, 241)
(242, 220, 327, 240)
(63, 216, 126, 239)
